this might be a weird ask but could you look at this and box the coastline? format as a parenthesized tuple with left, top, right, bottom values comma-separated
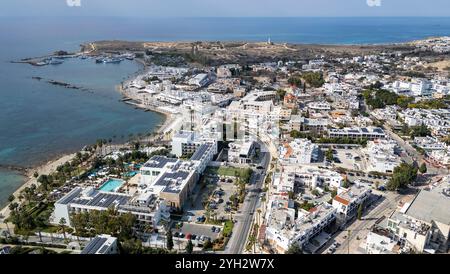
(0, 79, 174, 226)
(115, 83, 177, 135)
(0, 153, 76, 224)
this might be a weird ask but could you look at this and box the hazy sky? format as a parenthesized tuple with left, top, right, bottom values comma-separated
(2, 0, 450, 17)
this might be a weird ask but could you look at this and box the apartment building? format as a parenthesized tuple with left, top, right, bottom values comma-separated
(264, 201, 336, 254)
(386, 181, 450, 253)
(328, 127, 386, 140)
(279, 139, 319, 165)
(332, 184, 372, 222)
(365, 139, 401, 173)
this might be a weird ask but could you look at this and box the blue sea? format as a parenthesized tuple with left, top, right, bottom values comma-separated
(1, 16, 450, 206)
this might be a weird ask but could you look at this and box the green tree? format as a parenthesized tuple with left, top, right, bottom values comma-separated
(410, 123, 431, 138)
(419, 163, 427, 174)
(120, 239, 143, 254)
(387, 163, 418, 191)
(203, 239, 212, 250)
(166, 229, 174, 250)
(342, 178, 350, 188)
(285, 243, 303, 254)
(276, 89, 287, 100)
(397, 96, 414, 108)
(288, 76, 302, 87)
(357, 204, 363, 220)
(302, 72, 325, 88)
(59, 218, 67, 242)
(325, 148, 334, 162)
(186, 239, 194, 254)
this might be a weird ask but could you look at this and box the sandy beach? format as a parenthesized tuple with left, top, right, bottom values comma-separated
(0, 91, 175, 229)
(0, 153, 76, 227)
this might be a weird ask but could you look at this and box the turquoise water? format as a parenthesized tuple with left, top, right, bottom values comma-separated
(99, 179, 125, 192)
(0, 169, 27, 203)
(126, 171, 138, 177)
(1, 16, 450, 207)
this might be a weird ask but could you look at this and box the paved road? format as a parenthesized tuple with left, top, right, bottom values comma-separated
(367, 109, 446, 175)
(333, 191, 404, 254)
(224, 143, 270, 254)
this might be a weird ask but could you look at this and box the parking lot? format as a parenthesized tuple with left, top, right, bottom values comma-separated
(172, 223, 222, 242)
(332, 149, 367, 171)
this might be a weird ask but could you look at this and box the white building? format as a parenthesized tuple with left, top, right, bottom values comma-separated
(264, 201, 336, 254)
(228, 141, 257, 164)
(328, 127, 386, 140)
(389, 79, 432, 96)
(332, 184, 372, 221)
(274, 165, 343, 192)
(228, 90, 276, 115)
(387, 180, 450, 253)
(81, 235, 119, 254)
(307, 101, 331, 111)
(414, 136, 447, 151)
(188, 73, 211, 87)
(365, 139, 401, 173)
(364, 229, 398, 254)
(52, 186, 170, 228)
(279, 139, 319, 165)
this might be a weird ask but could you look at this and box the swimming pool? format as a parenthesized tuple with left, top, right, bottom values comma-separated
(125, 171, 137, 177)
(99, 179, 124, 192)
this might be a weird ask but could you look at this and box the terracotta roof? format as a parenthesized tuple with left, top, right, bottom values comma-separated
(309, 207, 318, 213)
(283, 143, 293, 159)
(334, 195, 350, 206)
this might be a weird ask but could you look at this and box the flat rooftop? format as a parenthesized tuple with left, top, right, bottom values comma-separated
(190, 143, 212, 161)
(154, 169, 193, 194)
(405, 183, 450, 225)
(143, 156, 178, 169)
(81, 235, 116, 254)
(57, 187, 130, 208)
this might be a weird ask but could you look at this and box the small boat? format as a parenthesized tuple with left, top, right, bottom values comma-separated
(96, 57, 123, 64)
(49, 58, 64, 65)
(104, 57, 123, 64)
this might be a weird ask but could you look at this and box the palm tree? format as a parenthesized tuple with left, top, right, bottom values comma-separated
(257, 209, 262, 226)
(59, 218, 67, 242)
(3, 219, 10, 237)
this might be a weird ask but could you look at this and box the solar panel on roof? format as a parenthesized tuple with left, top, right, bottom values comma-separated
(81, 237, 107, 254)
(98, 245, 110, 254)
(190, 144, 210, 161)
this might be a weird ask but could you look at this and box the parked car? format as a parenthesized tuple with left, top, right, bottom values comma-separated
(179, 233, 185, 238)
(197, 216, 206, 222)
(174, 232, 180, 238)
(211, 226, 217, 232)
